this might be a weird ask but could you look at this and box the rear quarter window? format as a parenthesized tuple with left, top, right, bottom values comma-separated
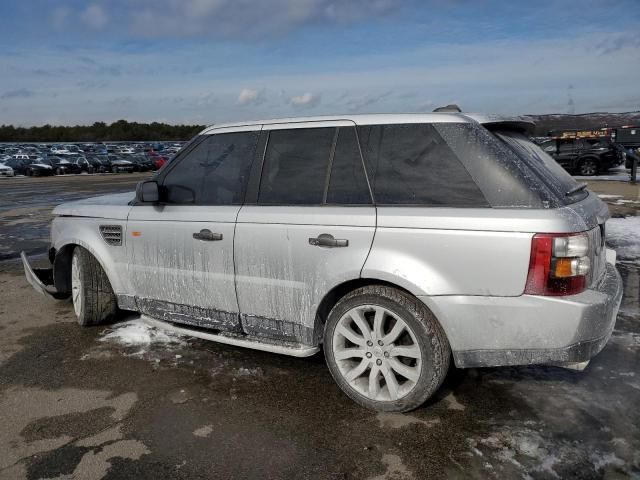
(358, 123, 488, 206)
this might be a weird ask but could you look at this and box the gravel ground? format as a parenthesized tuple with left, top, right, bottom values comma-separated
(0, 174, 638, 479)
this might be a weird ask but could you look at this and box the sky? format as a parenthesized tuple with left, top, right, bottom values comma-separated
(0, 0, 639, 126)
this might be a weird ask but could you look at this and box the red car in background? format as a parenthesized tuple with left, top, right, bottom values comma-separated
(146, 150, 169, 170)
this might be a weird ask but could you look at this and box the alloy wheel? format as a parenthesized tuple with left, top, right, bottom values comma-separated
(332, 305, 422, 402)
(580, 160, 597, 176)
(71, 254, 82, 317)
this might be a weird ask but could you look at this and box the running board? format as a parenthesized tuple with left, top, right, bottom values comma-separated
(142, 316, 320, 358)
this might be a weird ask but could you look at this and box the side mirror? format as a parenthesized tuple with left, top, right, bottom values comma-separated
(136, 180, 160, 203)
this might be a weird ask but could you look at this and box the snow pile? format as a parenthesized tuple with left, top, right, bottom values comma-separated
(99, 319, 186, 348)
(606, 216, 640, 262)
(467, 426, 631, 477)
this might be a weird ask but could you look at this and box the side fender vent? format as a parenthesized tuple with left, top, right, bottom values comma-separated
(99, 225, 123, 246)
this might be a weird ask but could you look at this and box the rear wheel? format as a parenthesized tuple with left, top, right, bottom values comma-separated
(71, 247, 118, 326)
(324, 285, 450, 412)
(578, 158, 598, 176)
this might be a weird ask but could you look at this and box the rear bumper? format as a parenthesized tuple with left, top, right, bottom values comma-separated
(423, 257, 623, 368)
(21, 252, 68, 300)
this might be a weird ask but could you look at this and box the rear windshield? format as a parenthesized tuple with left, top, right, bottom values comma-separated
(494, 130, 588, 205)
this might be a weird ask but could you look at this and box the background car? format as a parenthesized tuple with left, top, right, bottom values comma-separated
(4, 157, 54, 176)
(86, 155, 109, 173)
(43, 156, 73, 175)
(106, 154, 135, 173)
(66, 155, 95, 174)
(128, 153, 155, 172)
(0, 162, 15, 177)
(538, 137, 625, 176)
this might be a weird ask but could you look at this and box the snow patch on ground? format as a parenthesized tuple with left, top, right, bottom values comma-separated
(590, 452, 625, 471)
(597, 194, 622, 199)
(466, 426, 632, 478)
(99, 319, 187, 349)
(606, 216, 640, 262)
(193, 425, 214, 438)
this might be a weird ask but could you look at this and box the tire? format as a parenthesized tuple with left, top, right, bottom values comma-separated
(112, 167, 118, 174)
(578, 158, 598, 176)
(26, 169, 33, 177)
(56, 167, 62, 175)
(71, 247, 118, 326)
(324, 285, 450, 412)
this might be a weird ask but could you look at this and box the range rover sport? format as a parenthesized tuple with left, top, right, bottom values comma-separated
(22, 113, 622, 412)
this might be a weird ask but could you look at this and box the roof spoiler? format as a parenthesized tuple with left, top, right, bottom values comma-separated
(464, 113, 536, 133)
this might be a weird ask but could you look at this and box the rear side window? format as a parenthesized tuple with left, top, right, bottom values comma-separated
(326, 127, 371, 204)
(358, 123, 488, 206)
(259, 128, 335, 205)
(162, 132, 258, 205)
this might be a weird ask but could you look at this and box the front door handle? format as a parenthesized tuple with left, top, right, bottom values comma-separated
(193, 229, 223, 241)
(309, 233, 348, 248)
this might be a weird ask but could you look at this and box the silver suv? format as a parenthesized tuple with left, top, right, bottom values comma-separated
(22, 114, 623, 412)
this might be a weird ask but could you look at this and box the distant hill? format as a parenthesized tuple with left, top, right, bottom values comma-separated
(528, 111, 640, 136)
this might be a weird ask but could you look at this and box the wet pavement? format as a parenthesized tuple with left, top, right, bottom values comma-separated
(0, 175, 638, 479)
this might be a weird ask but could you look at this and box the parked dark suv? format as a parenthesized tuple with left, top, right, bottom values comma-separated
(538, 137, 625, 176)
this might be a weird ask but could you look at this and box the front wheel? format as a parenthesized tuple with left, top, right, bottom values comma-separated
(578, 158, 598, 176)
(324, 285, 450, 412)
(71, 247, 118, 326)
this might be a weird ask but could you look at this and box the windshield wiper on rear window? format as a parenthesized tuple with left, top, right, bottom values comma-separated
(566, 183, 587, 196)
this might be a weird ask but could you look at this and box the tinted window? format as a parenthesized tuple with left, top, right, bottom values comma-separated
(162, 132, 258, 205)
(558, 141, 574, 152)
(540, 140, 557, 153)
(326, 127, 371, 204)
(358, 123, 487, 206)
(259, 127, 335, 205)
(495, 131, 588, 204)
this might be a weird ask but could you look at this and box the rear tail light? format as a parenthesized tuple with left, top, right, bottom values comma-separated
(524, 232, 591, 296)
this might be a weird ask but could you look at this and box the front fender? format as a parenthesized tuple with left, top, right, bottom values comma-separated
(51, 217, 131, 296)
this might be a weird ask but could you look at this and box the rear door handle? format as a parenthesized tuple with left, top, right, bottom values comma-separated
(193, 229, 223, 241)
(309, 233, 348, 248)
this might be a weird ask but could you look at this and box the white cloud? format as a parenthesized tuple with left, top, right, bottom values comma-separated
(237, 88, 264, 106)
(289, 93, 321, 108)
(81, 4, 109, 30)
(129, 0, 402, 39)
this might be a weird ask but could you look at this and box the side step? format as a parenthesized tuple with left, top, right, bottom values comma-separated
(142, 316, 320, 358)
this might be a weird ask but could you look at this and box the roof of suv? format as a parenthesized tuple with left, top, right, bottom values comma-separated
(200, 113, 535, 134)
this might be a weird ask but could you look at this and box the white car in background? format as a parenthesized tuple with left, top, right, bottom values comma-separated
(63, 144, 84, 153)
(0, 162, 15, 177)
(51, 146, 71, 155)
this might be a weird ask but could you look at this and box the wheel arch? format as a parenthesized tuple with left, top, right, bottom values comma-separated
(314, 277, 420, 340)
(578, 155, 600, 166)
(53, 241, 116, 295)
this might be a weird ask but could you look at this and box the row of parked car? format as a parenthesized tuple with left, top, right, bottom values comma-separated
(0, 135, 635, 179)
(0, 142, 183, 177)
